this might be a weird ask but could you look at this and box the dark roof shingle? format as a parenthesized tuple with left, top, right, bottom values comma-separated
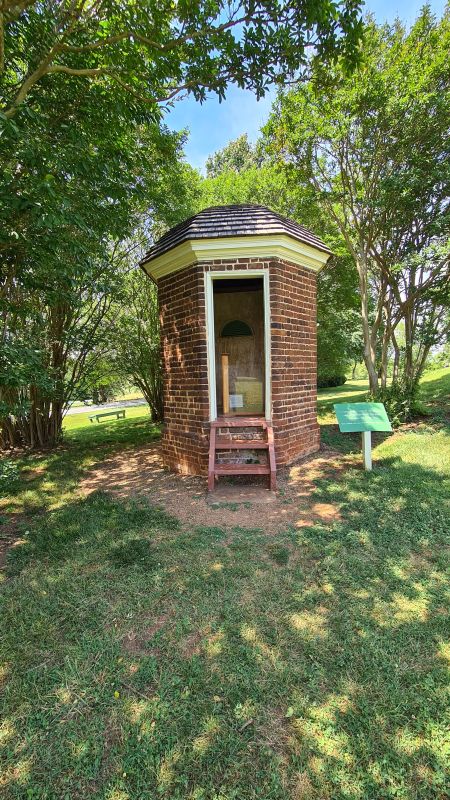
(140, 204, 332, 265)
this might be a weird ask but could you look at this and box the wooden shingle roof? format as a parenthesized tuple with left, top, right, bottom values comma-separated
(140, 204, 332, 266)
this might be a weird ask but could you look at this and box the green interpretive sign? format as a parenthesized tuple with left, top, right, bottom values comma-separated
(333, 402, 392, 433)
(333, 402, 392, 471)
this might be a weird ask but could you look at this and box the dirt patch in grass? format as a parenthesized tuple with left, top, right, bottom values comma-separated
(0, 519, 30, 570)
(121, 631, 158, 657)
(0, 530, 19, 570)
(0, 504, 48, 571)
(121, 612, 171, 656)
(261, 706, 292, 757)
(21, 465, 47, 481)
(87, 711, 123, 796)
(79, 442, 348, 534)
(179, 630, 203, 658)
(291, 771, 317, 800)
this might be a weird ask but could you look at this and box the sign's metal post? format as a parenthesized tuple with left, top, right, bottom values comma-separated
(362, 430, 372, 471)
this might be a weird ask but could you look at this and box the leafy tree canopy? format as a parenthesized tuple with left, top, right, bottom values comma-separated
(206, 134, 260, 177)
(263, 6, 450, 393)
(1, 1, 364, 120)
(108, 268, 163, 422)
(0, 39, 194, 447)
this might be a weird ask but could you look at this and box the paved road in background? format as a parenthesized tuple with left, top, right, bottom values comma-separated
(66, 398, 148, 416)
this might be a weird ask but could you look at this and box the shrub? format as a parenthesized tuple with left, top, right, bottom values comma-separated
(0, 459, 20, 496)
(368, 382, 421, 426)
(317, 374, 347, 389)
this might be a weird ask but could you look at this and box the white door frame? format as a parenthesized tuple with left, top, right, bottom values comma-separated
(204, 269, 272, 421)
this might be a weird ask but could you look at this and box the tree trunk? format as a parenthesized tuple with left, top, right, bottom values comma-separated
(49, 401, 64, 446)
(134, 373, 163, 423)
(356, 252, 379, 393)
(0, 385, 64, 451)
(379, 325, 390, 389)
(413, 343, 432, 387)
(391, 330, 400, 383)
(404, 316, 413, 383)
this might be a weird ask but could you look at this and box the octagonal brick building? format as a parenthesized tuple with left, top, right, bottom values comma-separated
(140, 204, 332, 490)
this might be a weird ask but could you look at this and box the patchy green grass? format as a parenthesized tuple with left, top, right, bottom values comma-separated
(317, 379, 369, 425)
(63, 404, 151, 436)
(1, 371, 449, 799)
(0, 407, 158, 519)
(418, 368, 450, 417)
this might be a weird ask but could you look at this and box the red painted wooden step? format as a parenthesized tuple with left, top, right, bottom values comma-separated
(208, 417, 276, 492)
(215, 438, 269, 449)
(212, 417, 267, 428)
(214, 464, 270, 475)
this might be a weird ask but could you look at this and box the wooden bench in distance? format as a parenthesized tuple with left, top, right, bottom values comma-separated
(89, 409, 126, 423)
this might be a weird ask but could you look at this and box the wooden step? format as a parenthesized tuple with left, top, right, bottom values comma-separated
(215, 438, 268, 449)
(214, 463, 270, 475)
(212, 417, 267, 428)
(208, 419, 276, 492)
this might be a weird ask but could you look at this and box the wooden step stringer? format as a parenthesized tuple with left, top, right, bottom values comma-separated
(208, 418, 277, 492)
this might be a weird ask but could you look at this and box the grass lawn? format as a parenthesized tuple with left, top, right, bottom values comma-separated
(1, 372, 449, 799)
(63, 404, 152, 438)
(317, 379, 370, 423)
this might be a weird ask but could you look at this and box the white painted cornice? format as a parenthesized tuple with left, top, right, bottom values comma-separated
(140, 234, 331, 281)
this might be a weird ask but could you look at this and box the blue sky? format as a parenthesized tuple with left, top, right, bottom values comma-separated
(165, 0, 447, 172)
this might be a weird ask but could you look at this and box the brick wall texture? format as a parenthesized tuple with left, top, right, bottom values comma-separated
(157, 257, 320, 476)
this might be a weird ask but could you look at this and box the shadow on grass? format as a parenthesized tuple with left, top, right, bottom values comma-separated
(0, 419, 161, 527)
(1, 448, 449, 798)
(320, 423, 393, 455)
(5, 491, 179, 575)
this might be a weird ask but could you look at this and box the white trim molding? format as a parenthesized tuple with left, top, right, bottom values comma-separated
(141, 234, 331, 280)
(204, 269, 272, 422)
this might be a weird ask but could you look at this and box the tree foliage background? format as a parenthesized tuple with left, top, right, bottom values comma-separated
(1, 1, 448, 447)
(264, 6, 450, 405)
(198, 6, 450, 409)
(1, 0, 364, 448)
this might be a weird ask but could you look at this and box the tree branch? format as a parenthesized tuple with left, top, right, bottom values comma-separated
(46, 65, 112, 77)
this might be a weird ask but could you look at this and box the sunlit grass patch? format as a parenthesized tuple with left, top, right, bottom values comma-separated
(289, 607, 329, 638)
(192, 716, 221, 755)
(437, 641, 450, 665)
(126, 698, 151, 724)
(204, 630, 226, 658)
(291, 714, 353, 764)
(317, 379, 369, 424)
(0, 758, 33, 791)
(157, 746, 182, 791)
(0, 718, 15, 745)
(371, 587, 430, 627)
(418, 367, 450, 413)
(62, 404, 150, 432)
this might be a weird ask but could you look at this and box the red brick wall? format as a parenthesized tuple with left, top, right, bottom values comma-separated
(269, 259, 320, 465)
(157, 264, 209, 474)
(156, 256, 320, 476)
